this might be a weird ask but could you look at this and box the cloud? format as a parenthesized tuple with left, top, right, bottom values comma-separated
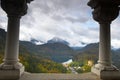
(0, 0, 120, 48)
(24, 0, 90, 23)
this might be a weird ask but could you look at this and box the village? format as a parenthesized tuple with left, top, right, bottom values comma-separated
(62, 59, 93, 74)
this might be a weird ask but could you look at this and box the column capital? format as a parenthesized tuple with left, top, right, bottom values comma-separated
(88, 0, 120, 24)
(1, 0, 33, 17)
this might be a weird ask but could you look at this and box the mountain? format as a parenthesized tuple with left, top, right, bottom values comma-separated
(71, 47, 83, 51)
(0, 28, 6, 53)
(79, 43, 99, 54)
(30, 38, 45, 45)
(20, 41, 38, 54)
(0, 28, 120, 68)
(0, 28, 75, 62)
(47, 37, 69, 46)
(20, 42, 75, 63)
(73, 43, 99, 63)
(0, 28, 68, 73)
(114, 48, 120, 53)
(111, 49, 120, 68)
(73, 42, 120, 69)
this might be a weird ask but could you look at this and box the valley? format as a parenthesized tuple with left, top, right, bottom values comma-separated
(0, 28, 120, 73)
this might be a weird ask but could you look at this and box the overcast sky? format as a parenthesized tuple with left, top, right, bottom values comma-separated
(0, 0, 120, 48)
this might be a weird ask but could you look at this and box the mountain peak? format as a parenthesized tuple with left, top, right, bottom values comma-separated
(47, 37, 69, 45)
(30, 38, 45, 45)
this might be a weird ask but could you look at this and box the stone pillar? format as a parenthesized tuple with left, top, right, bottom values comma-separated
(88, 0, 120, 79)
(98, 23, 111, 67)
(0, 0, 32, 79)
(3, 16, 23, 69)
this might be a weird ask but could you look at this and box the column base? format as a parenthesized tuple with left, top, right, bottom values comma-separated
(92, 64, 120, 80)
(0, 63, 24, 80)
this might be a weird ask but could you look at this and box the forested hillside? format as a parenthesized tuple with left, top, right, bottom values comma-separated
(73, 43, 120, 69)
(20, 41, 75, 62)
(0, 28, 68, 73)
(19, 53, 67, 73)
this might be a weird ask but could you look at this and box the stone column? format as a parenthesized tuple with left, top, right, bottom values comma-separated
(3, 16, 22, 69)
(0, 0, 32, 79)
(98, 23, 111, 67)
(88, 0, 120, 79)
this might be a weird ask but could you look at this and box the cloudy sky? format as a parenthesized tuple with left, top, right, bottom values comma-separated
(0, 0, 120, 48)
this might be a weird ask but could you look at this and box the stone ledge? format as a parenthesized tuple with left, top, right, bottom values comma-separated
(0, 66, 24, 80)
(101, 70, 120, 80)
(91, 66, 120, 80)
(19, 72, 100, 80)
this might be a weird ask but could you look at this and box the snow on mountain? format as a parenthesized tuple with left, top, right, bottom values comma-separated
(30, 38, 45, 45)
(30, 37, 120, 49)
(47, 37, 69, 45)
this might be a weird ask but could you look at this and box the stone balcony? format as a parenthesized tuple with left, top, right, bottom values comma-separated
(19, 72, 101, 80)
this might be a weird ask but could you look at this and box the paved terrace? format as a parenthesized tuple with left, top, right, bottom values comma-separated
(19, 72, 101, 80)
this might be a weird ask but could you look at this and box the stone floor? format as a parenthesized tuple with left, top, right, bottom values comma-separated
(19, 72, 101, 80)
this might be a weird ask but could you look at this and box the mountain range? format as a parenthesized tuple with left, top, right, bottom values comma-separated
(20, 41, 75, 62)
(0, 28, 75, 62)
(0, 28, 120, 68)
